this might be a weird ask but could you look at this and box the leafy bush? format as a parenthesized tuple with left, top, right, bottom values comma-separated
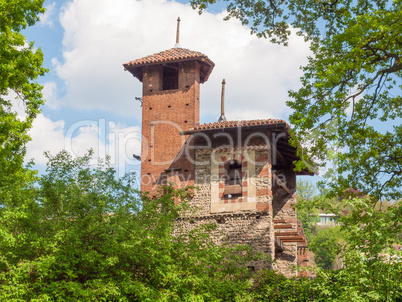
(0, 150, 257, 301)
(309, 226, 344, 270)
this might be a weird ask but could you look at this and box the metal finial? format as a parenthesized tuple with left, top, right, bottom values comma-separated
(218, 79, 227, 122)
(174, 17, 181, 48)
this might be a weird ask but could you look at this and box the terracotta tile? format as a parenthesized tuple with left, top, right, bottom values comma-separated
(191, 119, 287, 131)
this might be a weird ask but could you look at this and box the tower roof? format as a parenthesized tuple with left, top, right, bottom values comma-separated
(123, 47, 215, 83)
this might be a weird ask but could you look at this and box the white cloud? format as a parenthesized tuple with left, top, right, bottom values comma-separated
(227, 109, 277, 121)
(6, 90, 27, 120)
(53, 0, 311, 121)
(42, 82, 59, 109)
(26, 114, 142, 176)
(39, 2, 56, 28)
(26, 114, 65, 164)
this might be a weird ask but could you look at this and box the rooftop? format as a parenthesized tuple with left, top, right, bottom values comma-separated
(123, 47, 215, 83)
(185, 119, 289, 133)
(182, 119, 315, 176)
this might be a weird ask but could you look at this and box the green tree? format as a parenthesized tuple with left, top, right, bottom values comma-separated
(309, 226, 343, 270)
(191, 0, 402, 201)
(252, 197, 402, 301)
(333, 196, 402, 300)
(0, 150, 257, 301)
(295, 180, 319, 242)
(0, 0, 46, 198)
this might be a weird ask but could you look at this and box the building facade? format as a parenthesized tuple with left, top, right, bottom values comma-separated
(123, 38, 312, 276)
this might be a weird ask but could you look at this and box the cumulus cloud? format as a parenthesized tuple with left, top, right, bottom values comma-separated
(228, 109, 277, 121)
(26, 114, 65, 164)
(42, 82, 59, 109)
(39, 2, 56, 28)
(53, 0, 311, 121)
(6, 90, 27, 120)
(26, 114, 142, 177)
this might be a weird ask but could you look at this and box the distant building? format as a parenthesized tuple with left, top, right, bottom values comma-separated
(317, 212, 338, 226)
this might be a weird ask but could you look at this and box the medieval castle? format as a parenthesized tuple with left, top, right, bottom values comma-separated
(123, 19, 312, 277)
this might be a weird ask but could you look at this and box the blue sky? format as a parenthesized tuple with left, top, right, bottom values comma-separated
(20, 0, 316, 184)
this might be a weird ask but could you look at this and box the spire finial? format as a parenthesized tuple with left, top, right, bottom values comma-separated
(218, 79, 227, 122)
(175, 17, 181, 48)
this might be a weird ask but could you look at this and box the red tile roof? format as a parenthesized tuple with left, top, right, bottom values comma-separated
(123, 47, 215, 83)
(190, 119, 288, 132)
(124, 47, 214, 68)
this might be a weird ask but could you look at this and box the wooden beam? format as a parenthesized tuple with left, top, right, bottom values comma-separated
(274, 232, 300, 236)
(278, 149, 299, 160)
(276, 139, 296, 150)
(275, 236, 284, 252)
(272, 147, 287, 166)
(223, 184, 242, 195)
(273, 219, 297, 223)
(277, 236, 305, 241)
(272, 173, 291, 194)
(273, 224, 293, 229)
(280, 239, 307, 243)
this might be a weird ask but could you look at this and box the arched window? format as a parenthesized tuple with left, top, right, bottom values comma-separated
(223, 160, 242, 197)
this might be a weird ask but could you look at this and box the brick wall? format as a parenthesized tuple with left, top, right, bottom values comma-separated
(140, 61, 201, 195)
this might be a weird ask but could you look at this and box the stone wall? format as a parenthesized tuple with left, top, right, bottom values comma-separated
(175, 140, 301, 276)
(271, 169, 299, 277)
(176, 146, 276, 271)
(175, 212, 274, 271)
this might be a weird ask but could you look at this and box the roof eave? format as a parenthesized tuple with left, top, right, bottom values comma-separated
(123, 57, 215, 84)
(180, 122, 289, 135)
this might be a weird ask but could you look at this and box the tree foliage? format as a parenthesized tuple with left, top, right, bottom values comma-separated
(0, 150, 258, 301)
(331, 196, 402, 300)
(309, 226, 344, 270)
(1, 1, 401, 300)
(295, 180, 319, 242)
(191, 0, 402, 200)
(252, 196, 402, 301)
(0, 0, 46, 193)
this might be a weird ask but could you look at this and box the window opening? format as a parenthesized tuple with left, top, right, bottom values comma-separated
(162, 64, 178, 90)
(223, 161, 242, 196)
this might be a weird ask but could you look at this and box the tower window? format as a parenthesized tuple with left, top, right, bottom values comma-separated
(224, 160, 242, 196)
(162, 64, 178, 90)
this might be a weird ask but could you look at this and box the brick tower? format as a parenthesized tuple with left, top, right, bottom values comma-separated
(123, 20, 214, 195)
